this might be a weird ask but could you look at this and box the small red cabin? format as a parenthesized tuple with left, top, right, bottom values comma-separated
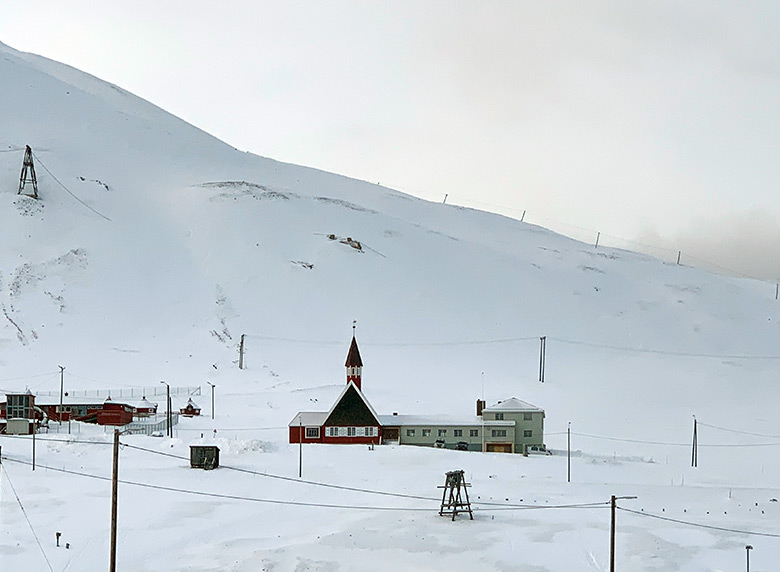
(180, 398, 201, 417)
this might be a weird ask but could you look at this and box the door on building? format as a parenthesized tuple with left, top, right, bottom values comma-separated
(486, 443, 513, 453)
(383, 427, 400, 444)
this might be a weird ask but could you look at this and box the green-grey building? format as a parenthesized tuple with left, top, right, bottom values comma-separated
(379, 397, 545, 454)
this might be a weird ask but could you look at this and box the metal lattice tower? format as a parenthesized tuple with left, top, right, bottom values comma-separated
(18, 145, 38, 199)
(438, 470, 474, 521)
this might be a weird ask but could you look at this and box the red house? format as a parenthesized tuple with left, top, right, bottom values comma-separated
(289, 332, 381, 445)
(180, 398, 201, 417)
(96, 399, 135, 426)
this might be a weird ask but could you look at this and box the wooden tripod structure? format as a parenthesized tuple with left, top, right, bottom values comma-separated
(438, 470, 474, 521)
(18, 145, 38, 199)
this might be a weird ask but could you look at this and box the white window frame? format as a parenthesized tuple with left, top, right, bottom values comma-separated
(305, 427, 320, 439)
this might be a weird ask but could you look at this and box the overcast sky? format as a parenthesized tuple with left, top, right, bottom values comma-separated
(3, 2, 780, 279)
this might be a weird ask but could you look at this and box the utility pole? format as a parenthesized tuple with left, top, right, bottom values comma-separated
(207, 382, 215, 420)
(610, 495, 637, 572)
(110, 429, 119, 572)
(538, 336, 546, 382)
(160, 381, 171, 438)
(746, 545, 753, 572)
(298, 415, 303, 478)
(443, 194, 448, 204)
(567, 422, 571, 483)
(595, 232, 600, 248)
(238, 334, 245, 369)
(32, 429, 36, 471)
(58, 365, 65, 425)
(691, 416, 698, 468)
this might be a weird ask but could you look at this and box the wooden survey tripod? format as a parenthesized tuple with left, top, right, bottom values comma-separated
(438, 470, 473, 521)
(18, 145, 38, 199)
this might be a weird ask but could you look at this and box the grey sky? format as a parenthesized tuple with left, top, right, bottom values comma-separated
(2, 2, 780, 278)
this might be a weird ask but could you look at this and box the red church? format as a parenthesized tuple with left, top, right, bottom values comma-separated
(288, 331, 381, 445)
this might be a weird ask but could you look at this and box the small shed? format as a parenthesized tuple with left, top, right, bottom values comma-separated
(190, 445, 219, 469)
(180, 398, 201, 417)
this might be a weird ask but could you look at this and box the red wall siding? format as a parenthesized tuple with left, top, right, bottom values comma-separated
(289, 426, 381, 445)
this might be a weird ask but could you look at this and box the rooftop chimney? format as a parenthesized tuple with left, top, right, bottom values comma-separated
(476, 399, 486, 417)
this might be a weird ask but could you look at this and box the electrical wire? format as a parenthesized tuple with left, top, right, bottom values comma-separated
(122, 443, 608, 509)
(0, 456, 432, 512)
(1, 454, 610, 515)
(617, 506, 780, 538)
(567, 431, 780, 448)
(244, 334, 540, 347)
(31, 152, 112, 222)
(1, 464, 55, 571)
(548, 337, 780, 360)
(242, 332, 780, 360)
(696, 422, 780, 440)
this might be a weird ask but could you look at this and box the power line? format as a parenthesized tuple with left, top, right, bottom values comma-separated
(0, 456, 432, 511)
(0, 434, 112, 446)
(568, 431, 780, 448)
(1, 455, 610, 514)
(548, 337, 780, 360)
(0, 371, 59, 383)
(243, 332, 780, 360)
(697, 422, 780, 440)
(2, 464, 55, 572)
(31, 152, 112, 222)
(244, 334, 540, 347)
(617, 506, 780, 538)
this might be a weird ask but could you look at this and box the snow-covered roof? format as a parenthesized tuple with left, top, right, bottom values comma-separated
(483, 397, 543, 412)
(288, 412, 328, 427)
(378, 414, 514, 427)
(137, 397, 157, 409)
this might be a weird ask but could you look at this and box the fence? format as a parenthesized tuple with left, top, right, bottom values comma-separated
(34, 386, 201, 399)
(123, 413, 181, 436)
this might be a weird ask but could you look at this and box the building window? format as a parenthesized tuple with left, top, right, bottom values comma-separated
(305, 427, 320, 439)
(327, 427, 339, 437)
(406, 429, 415, 437)
(438, 429, 447, 437)
(470, 429, 479, 437)
(347, 427, 356, 437)
(523, 412, 532, 421)
(495, 413, 504, 420)
(368, 427, 377, 436)
(524, 430, 533, 438)
(422, 429, 431, 437)
(453, 429, 463, 437)
(491, 429, 507, 437)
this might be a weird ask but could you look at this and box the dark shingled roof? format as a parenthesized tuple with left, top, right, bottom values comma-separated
(345, 335, 363, 367)
(324, 384, 378, 426)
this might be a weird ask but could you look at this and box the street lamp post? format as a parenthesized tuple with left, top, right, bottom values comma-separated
(160, 381, 171, 437)
(58, 365, 65, 425)
(746, 545, 753, 572)
(207, 382, 216, 420)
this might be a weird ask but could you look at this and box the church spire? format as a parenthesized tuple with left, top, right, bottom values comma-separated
(345, 321, 363, 389)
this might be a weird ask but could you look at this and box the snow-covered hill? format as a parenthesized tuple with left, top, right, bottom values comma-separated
(1, 41, 779, 571)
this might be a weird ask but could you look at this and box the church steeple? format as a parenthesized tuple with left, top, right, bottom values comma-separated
(345, 321, 363, 389)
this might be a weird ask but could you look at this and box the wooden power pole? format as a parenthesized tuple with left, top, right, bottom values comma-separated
(238, 334, 245, 369)
(110, 429, 119, 572)
(610, 495, 637, 572)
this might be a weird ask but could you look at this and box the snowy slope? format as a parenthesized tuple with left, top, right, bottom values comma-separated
(1, 41, 780, 571)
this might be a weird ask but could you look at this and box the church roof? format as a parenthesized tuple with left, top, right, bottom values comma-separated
(324, 381, 379, 426)
(345, 335, 363, 367)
